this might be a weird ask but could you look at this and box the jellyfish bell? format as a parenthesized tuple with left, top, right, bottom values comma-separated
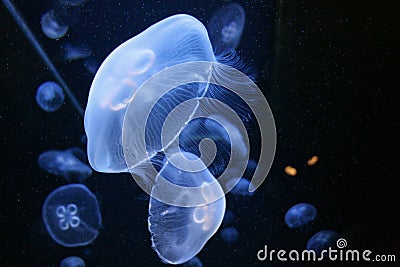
(40, 9, 68, 39)
(148, 152, 226, 264)
(42, 184, 102, 247)
(36, 81, 65, 112)
(284, 203, 317, 229)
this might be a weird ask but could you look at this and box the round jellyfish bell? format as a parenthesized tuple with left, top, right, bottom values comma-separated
(207, 3, 245, 54)
(183, 256, 203, 267)
(40, 10, 68, 39)
(284, 203, 317, 229)
(148, 152, 226, 264)
(42, 184, 102, 247)
(36, 81, 65, 112)
(60, 256, 85, 267)
(220, 226, 239, 243)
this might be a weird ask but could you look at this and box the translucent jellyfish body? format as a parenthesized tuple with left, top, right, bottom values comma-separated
(38, 148, 92, 182)
(60, 256, 85, 267)
(36, 81, 65, 112)
(84, 14, 215, 173)
(40, 10, 68, 39)
(148, 152, 226, 264)
(42, 184, 102, 247)
(207, 3, 245, 54)
(284, 203, 317, 228)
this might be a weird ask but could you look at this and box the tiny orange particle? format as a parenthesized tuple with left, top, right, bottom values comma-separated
(284, 166, 297, 176)
(307, 155, 319, 166)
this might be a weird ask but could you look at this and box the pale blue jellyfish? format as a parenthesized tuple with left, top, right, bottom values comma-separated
(306, 230, 339, 254)
(36, 81, 65, 112)
(38, 148, 92, 182)
(148, 152, 226, 264)
(60, 256, 85, 267)
(220, 226, 239, 243)
(40, 9, 68, 39)
(285, 203, 317, 228)
(183, 256, 203, 267)
(207, 3, 245, 54)
(42, 184, 101, 247)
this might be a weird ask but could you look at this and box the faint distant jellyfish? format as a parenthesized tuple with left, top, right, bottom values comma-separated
(284, 203, 317, 228)
(227, 178, 255, 196)
(207, 3, 245, 54)
(60, 0, 88, 6)
(307, 155, 319, 166)
(148, 152, 226, 264)
(42, 184, 101, 247)
(38, 148, 92, 182)
(60, 256, 85, 267)
(284, 165, 297, 176)
(222, 209, 234, 225)
(220, 226, 239, 243)
(63, 42, 92, 61)
(40, 10, 68, 39)
(183, 256, 203, 267)
(306, 230, 339, 255)
(36, 81, 65, 112)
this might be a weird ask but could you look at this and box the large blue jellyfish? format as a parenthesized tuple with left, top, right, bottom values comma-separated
(38, 148, 92, 182)
(60, 256, 85, 267)
(207, 3, 245, 54)
(83, 13, 276, 202)
(284, 203, 317, 228)
(36, 81, 65, 112)
(148, 152, 226, 264)
(306, 230, 339, 255)
(42, 184, 102, 247)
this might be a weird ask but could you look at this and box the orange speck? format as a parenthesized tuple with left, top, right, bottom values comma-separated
(285, 166, 297, 176)
(307, 155, 319, 166)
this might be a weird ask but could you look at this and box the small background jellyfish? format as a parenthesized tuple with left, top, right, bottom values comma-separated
(284, 203, 317, 229)
(36, 81, 65, 112)
(227, 178, 255, 197)
(306, 230, 339, 255)
(40, 9, 68, 39)
(38, 148, 92, 183)
(207, 3, 245, 54)
(42, 184, 102, 247)
(59, 256, 85, 267)
(182, 256, 203, 267)
(220, 226, 239, 243)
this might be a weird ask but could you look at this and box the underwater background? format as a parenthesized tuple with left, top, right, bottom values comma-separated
(0, 0, 398, 266)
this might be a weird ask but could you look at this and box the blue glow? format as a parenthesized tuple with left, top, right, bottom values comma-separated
(284, 203, 317, 228)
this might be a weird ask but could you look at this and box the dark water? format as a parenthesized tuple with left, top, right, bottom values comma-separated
(0, 0, 398, 266)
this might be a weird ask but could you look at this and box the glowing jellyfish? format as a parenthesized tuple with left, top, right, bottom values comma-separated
(220, 226, 239, 243)
(60, 256, 85, 267)
(183, 256, 203, 267)
(306, 230, 339, 255)
(307, 155, 319, 166)
(148, 152, 226, 264)
(36, 81, 65, 112)
(284, 165, 297, 176)
(207, 3, 245, 54)
(284, 203, 317, 228)
(38, 148, 92, 182)
(40, 10, 68, 39)
(42, 184, 101, 247)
